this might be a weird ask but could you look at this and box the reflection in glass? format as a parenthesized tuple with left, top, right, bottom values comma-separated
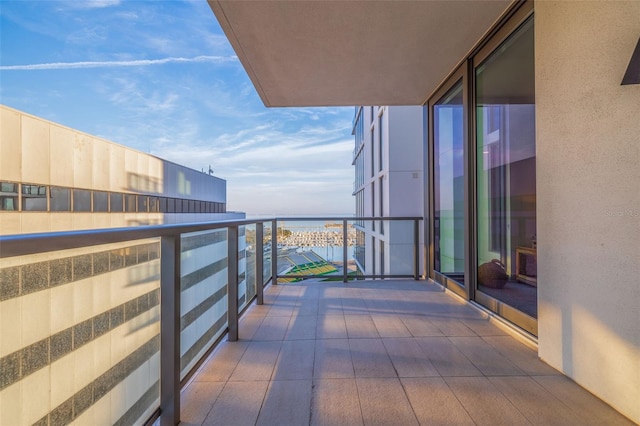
(263, 222, 272, 283)
(22, 184, 47, 211)
(125, 194, 136, 212)
(476, 17, 537, 318)
(0, 182, 19, 211)
(110, 192, 123, 212)
(93, 191, 108, 212)
(148, 197, 159, 213)
(73, 189, 91, 212)
(434, 81, 465, 284)
(241, 225, 255, 311)
(50, 187, 70, 211)
(138, 195, 148, 213)
(180, 229, 229, 379)
(354, 228, 365, 274)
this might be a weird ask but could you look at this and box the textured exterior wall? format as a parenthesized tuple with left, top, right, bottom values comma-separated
(535, 2, 640, 422)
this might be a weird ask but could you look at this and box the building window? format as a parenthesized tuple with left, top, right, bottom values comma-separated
(93, 191, 109, 212)
(50, 187, 70, 211)
(73, 189, 92, 212)
(22, 184, 47, 211)
(110, 192, 124, 212)
(0, 182, 19, 211)
(0, 180, 223, 215)
(124, 194, 137, 212)
(148, 197, 159, 213)
(137, 195, 148, 213)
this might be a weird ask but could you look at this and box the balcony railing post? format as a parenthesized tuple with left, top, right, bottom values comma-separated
(343, 219, 348, 283)
(227, 226, 239, 341)
(256, 222, 264, 305)
(271, 219, 278, 285)
(414, 218, 419, 280)
(160, 234, 181, 426)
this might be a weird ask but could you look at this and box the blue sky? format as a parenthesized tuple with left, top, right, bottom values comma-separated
(0, 0, 355, 216)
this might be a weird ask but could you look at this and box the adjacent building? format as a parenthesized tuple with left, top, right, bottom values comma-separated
(0, 105, 247, 425)
(352, 105, 424, 277)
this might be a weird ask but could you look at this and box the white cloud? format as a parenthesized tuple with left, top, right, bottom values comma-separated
(0, 55, 238, 71)
(0, 0, 356, 216)
(151, 121, 355, 215)
(64, 0, 121, 10)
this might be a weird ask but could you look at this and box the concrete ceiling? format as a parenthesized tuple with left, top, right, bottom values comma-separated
(208, 0, 515, 107)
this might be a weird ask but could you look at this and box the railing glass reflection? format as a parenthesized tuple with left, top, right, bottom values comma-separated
(179, 229, 229, 379)
(0, 240, 161, 425)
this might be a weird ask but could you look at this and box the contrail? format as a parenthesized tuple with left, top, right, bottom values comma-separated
(0, 55, 238, 71)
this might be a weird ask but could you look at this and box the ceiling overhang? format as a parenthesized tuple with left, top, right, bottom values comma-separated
(208, 0, 515, 107)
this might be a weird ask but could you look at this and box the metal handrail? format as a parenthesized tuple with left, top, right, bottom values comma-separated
(0, 218, 272, 258)
(0, 216, 421, 258)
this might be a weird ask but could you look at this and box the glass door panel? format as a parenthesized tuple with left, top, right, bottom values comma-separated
(475, 17, 537, 319)
(434, 81, 465, 286)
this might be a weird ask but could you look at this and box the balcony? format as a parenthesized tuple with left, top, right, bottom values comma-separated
(182, 279, 632, 426)
(0, 217, 631, 425)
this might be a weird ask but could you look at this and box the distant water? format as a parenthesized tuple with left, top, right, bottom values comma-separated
(278, 220, 353, 231)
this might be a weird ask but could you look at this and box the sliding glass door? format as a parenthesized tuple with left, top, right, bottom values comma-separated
(474, 16, 537, 332)
(427, 2, 536, 334)
(432, 79, 466, 290)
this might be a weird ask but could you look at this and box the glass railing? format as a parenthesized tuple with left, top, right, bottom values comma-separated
(272, 217, 421, 282)
(0, 216, 421, 425)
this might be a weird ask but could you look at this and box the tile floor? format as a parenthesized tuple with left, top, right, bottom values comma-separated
(179, 280, 633, 426)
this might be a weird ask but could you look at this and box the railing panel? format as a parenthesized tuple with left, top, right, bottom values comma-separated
(243, 224, 257, 311)
(0, 215, 422, 425)
(179, 229, 229, 379)
(275, 219, 353, 282)
(263, 221, 273, 284)
(382, 219, 417, 276)
(0, 240, 161, 425)
(274, 218, 422, 281)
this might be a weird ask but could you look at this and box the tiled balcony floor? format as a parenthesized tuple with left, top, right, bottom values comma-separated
(179, 280, 632, 425)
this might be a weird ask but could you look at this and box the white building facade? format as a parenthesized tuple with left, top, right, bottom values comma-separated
(0, 105, 247, 425)
(352, 105, 424, 277)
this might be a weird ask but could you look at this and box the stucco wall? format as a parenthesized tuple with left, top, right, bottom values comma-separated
(535, 2, 640, 422)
